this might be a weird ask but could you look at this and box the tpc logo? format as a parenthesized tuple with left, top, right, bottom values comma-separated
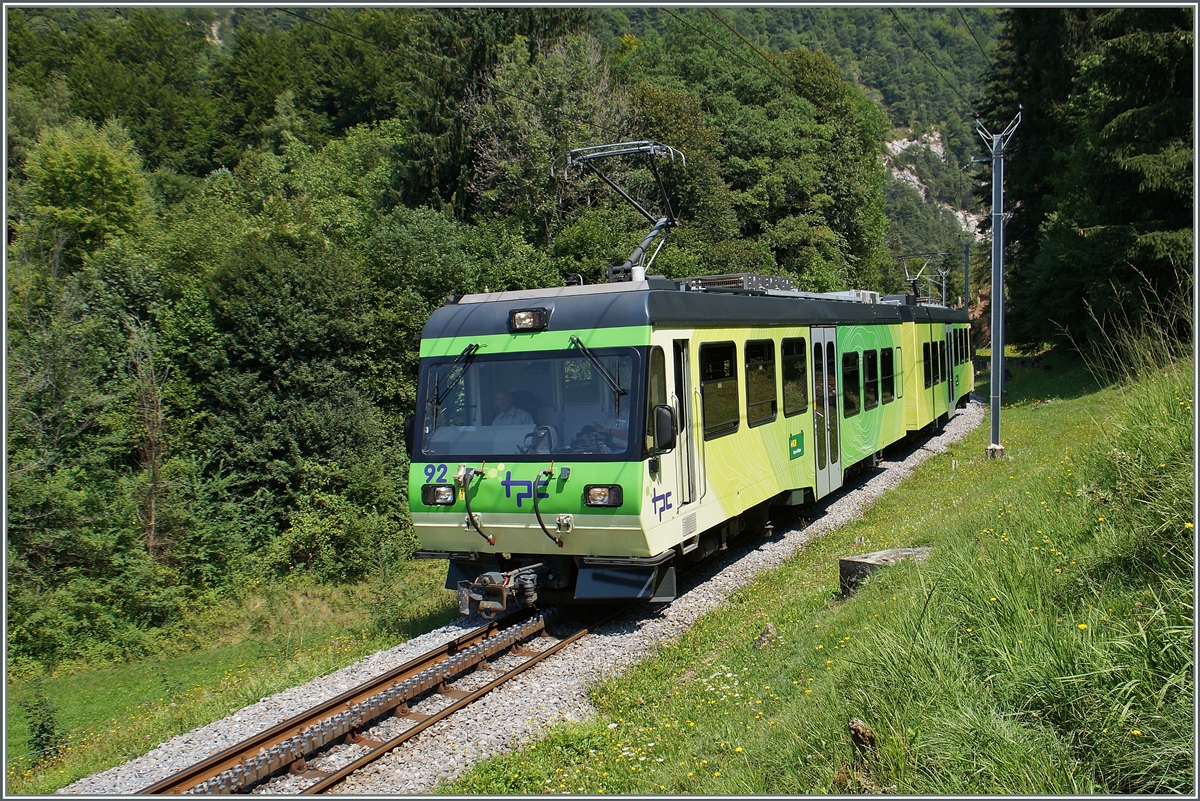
(652, 487, 673, 521)
(501, 471, 549, 507)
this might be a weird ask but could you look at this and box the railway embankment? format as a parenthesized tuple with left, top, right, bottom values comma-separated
(448, 353, 1193, 794)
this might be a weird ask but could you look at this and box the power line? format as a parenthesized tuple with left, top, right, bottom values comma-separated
(957, 8, 994, 71)
(277, 8, 627, 142)
(659, 8, 788, 91)
(888, 7, 977, 114)
(703, 8, 794, 87)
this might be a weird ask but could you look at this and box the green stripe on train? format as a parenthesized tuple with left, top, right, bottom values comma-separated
(420, 326, 652, 358)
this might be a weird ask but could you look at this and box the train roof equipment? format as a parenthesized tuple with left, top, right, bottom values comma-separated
(553, 141, 687, 283)
(428, 272, 966, 342)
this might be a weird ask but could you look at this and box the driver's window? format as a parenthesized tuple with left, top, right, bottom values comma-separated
(645, 346, 667, 452)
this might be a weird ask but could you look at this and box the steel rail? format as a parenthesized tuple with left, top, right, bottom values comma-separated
(140, 608, 542, 794)
(304, 607, 624, 794)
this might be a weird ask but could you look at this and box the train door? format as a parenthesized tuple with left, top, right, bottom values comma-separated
(672, 340, 696, 506)
(811, 326, 843, 499)
(944, 324, 956, 417)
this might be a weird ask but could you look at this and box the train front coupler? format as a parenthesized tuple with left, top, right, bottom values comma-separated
(457, 563, 543, 618)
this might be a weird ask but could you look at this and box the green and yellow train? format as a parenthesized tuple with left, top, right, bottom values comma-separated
(407, 273, 972, 616)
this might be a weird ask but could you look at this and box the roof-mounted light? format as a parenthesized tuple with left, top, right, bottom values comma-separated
(509, 308, 549, 332)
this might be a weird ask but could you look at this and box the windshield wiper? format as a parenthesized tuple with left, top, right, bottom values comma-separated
(435, 343, 481, 406)
(430, 343, 480, 430)
(568, 335, 628, 422)
(569, 336, 628, 400)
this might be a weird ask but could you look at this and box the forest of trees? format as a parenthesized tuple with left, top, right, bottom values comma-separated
(979, 7, 1193, 348)
(5, 7, 1189, 668)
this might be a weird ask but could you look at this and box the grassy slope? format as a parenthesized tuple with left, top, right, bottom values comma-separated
(446, 351, 1193, 794)
(5, 560, 457, 794)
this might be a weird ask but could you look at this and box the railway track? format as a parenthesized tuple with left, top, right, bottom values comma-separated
(140, 606, 616, 795)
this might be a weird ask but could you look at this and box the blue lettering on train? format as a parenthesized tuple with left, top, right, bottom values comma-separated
(502, 471, 549, 507)
(652, 488, 673, 521)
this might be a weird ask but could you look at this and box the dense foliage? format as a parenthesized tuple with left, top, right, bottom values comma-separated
(594, 8, 999, 161)
(979, 8, 1194, 348)
(593, 8, 1001, 275)
(8, 8, 951, 666)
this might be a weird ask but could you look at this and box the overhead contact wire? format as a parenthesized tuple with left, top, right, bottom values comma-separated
(661, 8, 787, 90)
(957, 8, 995, 71)
(704, 8, 794, 86)
(888, 7, 978, 115)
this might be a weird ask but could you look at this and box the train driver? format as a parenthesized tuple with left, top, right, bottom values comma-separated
(491, 388, 535, 427)
(585, 405, 630, 450)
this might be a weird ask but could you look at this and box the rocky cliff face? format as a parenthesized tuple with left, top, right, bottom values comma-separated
(883, 129, 983, 241)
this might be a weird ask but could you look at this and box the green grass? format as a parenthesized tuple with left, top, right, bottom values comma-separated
(975, 345, 1099, 404)
(445, 353, 1192, 794)
(5, 559, 457, 794)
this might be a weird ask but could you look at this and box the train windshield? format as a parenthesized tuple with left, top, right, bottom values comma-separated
(419, 347, 642, 460)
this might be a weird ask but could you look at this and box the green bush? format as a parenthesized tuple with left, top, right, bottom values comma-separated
(18, 679, 64, 765)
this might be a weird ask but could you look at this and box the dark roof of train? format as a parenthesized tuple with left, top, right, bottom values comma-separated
(421, 280, 968, 340)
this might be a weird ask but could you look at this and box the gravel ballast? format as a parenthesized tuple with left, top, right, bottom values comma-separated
(61, 400, 984, 795)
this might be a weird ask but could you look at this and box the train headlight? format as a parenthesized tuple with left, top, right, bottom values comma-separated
(422, 484, 456, 506)
(584, 485, 623, 507)
(509, 308, 549, 331)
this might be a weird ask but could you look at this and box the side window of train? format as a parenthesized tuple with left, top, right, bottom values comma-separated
(646, 346, 668, 451)
(842, 351, 861, 418)
(923, 342, 932, 388)
(880, 347, 895, 404)
(744, 339, 777, 427)
(863, 349, 879, 410)
(781, 337, 808, 417)
(700, 342, 738, 440)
